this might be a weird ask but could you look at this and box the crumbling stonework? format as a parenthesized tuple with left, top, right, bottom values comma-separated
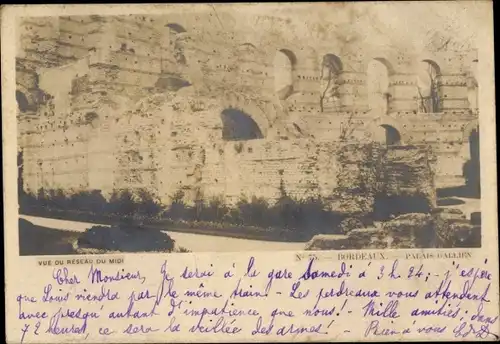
(305, 209, 480, 250)
(16, 13, 479, 210)
(382, 146, 437, 205)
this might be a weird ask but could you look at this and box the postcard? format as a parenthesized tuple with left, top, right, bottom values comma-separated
(2, 2, 498, 343)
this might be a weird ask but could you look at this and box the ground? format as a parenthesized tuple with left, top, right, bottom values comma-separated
(19, 215, 305, 255)
(18, 185, 480, 255)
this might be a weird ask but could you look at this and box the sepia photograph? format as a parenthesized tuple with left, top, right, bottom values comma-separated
(15, 4, 482, 256)
(4, 3, 498, 344)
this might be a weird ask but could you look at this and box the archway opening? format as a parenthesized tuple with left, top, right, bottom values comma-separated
(417, 60, 441, 113)
(16, 90, 30, 113)
(373, 124, 401, 146)
(320, 54, 343, 112)
(167, 23, 187, 65)
(382, 125, 401, 146)
(463, 126, 480, 198)
(367, 59, 391, 115)
(18, 149, 24, 195)
(274, 49, 296, 100)
(467, 76, 478, 114)
(220, 108, 264, 141)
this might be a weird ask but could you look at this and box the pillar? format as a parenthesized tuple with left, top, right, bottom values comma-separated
(286, 50, 322, 112)
(439, 74, 469, 112)
(337, 71, 368, 113)
(388, 74, 419, 114)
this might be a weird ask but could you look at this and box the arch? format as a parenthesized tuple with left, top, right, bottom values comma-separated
(219, 93, 272, 137)
(363, 52, 396, 72)
(421, 59, 441, 76)
(16, 83, 31, 98)
(277, 49, 297, 66)
(467, 75, 479, 113)
(417, 60, 442, 113)
(240, 42, 257, 50)
(320, 54, 343, 112)
(367, 59, 391, 115)
(373, 57, 395, 75)
(380, 125, 401, 146)
(274, 49, 297, 100)
(462, 119, 479, 143)
(468, 126, 480, 160)
(236, 43, 264, 64)
(220, 108, 264, 141)
(462, 122, 480, 197)
(167, 23, 188, 65)
(166, 23, 187, 33)
(364, 115, 408, 144)
(16, 90, 31, 112)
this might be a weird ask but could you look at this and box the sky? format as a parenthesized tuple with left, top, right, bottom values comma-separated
(211, 2, 484, 52)
(20, 2, 485, 56)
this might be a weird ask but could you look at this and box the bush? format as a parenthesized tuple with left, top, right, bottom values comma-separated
(135, 188, 164, 218)
(21, 186, 345, 235)
(77, 224, 176, 253)
(166, 190, 189, 220)
(47, 189, 69, 211)
(272, 195, 299, 229)
(106, 190, 137, 218)
(18, 191, 38, 211)
(197, 196, 229, 223)
(24, 187, 164, 219)
(68, 190, 107, 213)
(236, 196, 270, 227)
(36, 188, 50, 208)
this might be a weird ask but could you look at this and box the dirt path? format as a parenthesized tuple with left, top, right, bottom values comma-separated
(19, 215, 306, 253)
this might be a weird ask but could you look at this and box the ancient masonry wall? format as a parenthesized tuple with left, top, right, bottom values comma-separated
(16, 15, 479, 207)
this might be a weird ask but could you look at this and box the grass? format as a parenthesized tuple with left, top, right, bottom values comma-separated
(18, 218, 79, 255)
(18, 218, 192, 255)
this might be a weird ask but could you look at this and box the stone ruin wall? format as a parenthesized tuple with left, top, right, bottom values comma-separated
(16, 14, 479, 210)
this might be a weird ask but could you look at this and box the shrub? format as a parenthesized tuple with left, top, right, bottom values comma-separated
(236, 196, 270, 227)
(197, 196, 229, 223)
(106, 190, 136, 217)
(47, 189, 69, 211)
(20, 185, 344, 236)
(68, 190, 107, 214)
(175, 246, 191, 253)
(297, 197, 332, 231)
(36, 188, 50, 208)
(166, 190, 188, 220)
(135, 188, 164, 218)
(272, 195, 300, 229)
(77, 224, 176, 252)
(18, 191, 38, 211)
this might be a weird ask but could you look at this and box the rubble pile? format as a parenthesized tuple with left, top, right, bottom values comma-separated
(332, 143, 382, 217)
(382, 145, 437, 208)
